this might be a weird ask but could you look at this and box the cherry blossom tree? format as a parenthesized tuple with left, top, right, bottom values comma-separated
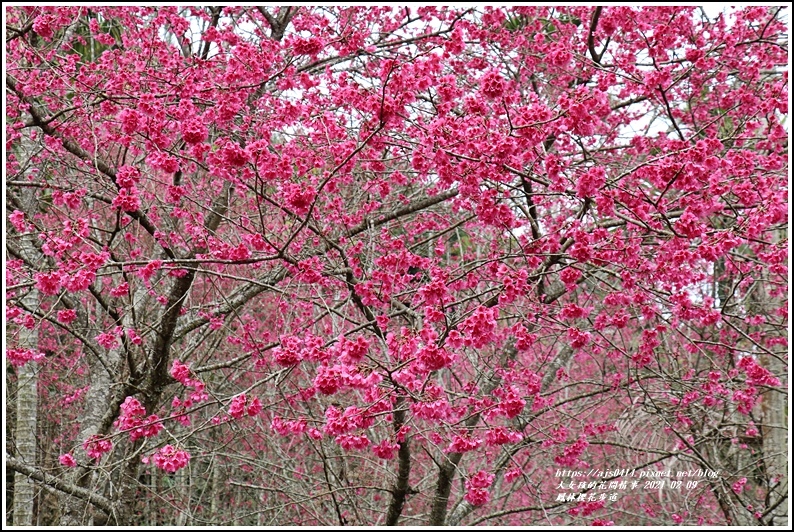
(5, 5, 788, 526)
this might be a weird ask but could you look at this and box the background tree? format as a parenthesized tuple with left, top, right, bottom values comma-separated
(5, 5, 788, 526)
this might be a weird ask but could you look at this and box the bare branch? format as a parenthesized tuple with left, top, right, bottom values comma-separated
(5, 454, 116, 516)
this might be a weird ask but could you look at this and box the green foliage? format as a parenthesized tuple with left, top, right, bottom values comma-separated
(557, 13, 582, 27)
(505, 11, 581, 38)
(504, 15, 530, 33)
(70, 12, 123, 64)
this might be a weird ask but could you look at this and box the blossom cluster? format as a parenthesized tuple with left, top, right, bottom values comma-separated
(554, 437, 589, 467)
(56, 452, 77, 468)
(494, 386, 526, 418)
(372, 440, 400, 460)
(323, 405, 373, 436)
(313, 362, 382, 396)
(411, 398, 452, 421)
(150, 444, 191, 473)
(170, 359, 206, 397)
(169, 359, 208, 421)
(6, 347, 45, 367)
(228, 393, 263, 419)
(271, 416, 308, 436)
(446, 434, 482, 454)
(460, 306, 497, 349)
(115, 396, 163, 441)
(737, 356, 781, 387)
(485, 426, 523, 446)
(83, 434, 113, 460)
(479, 70, 506, 99)
(112, 158, 144, 214)
(335, 434, 370, 450)
(465, 470, 495, 506)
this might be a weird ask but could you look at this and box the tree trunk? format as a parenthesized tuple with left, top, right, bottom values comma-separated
(761, 372, 787, 526)
(11, 134, 42, 526)
(13, 360, 38, 525)
(58, 350, 121, 525)
(757, 280, 788, 526)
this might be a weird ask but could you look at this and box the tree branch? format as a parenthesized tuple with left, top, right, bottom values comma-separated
(6, 454, 116, 517)
(6, 75, 175, 260)
(256, 6, 295, 41)
(200, 7, 221, 60)
(347, 189, 459, 238)
(428, 344, 516, 525)
(587, 7, 605, 63)
(385, 396, 412, 525)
